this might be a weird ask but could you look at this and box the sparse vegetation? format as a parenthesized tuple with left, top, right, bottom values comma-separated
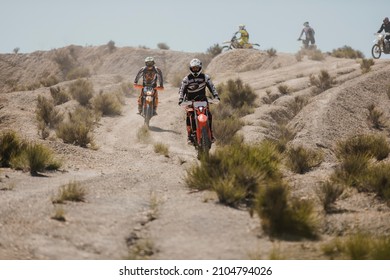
(52, 181, 86, 203)
(285, 145, 323, 174)
(277, 84, 290, 95)
(66, 67, 91, 80)
(153, 142, 169, 157)
(136, 125, 151, 143)
(35, 95, 63, 129)
(92, 91, 122, 116)
(360, 58, 374, 74)
(50, 86, 70, 105)
(56, 106, 96, 147)
(266, 48, 277, 57)
(51, 207, 66, 222)
(367, 104, 386, 129)
(157, 42, 170, 50)
(68, 78, 94, 106)
(309, 70, 335, 93)
(0, 130, 23, 167)
(317, 181, 344, 213)
(107, 40, 116, 53)
(206, 43, 222, 58)
(331, 46, 365, 59)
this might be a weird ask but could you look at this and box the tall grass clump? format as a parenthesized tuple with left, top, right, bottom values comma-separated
(53, 49, 77, 79)
(360, 58, 374, 74)
(0, 130, 23, 167)
(92, 91, 122, 116)
(332, 134, 390, 189)
(331, 46, 364, 59)
(11, 142, 61, 176)
(367, 104, 386, 129)
(68, 78, 94, 106)
(153, 142, 169, 157)
(266, 48, 277, 57)
(66, 67, 91, 80)
(50, 86, 70, 105)
(52, 181, 86, 203)
(310, 70, 335, 94)
(277, 84, 290, 95)
(254, 181, 318, 239)
(206, 43, 222, 58)
(185, 140, 282, 207)
(35, 95, 63, 129)
(323, 233, 390, 259)
(56, 106, 96, 147)
(285, 145, 323, 174)
(218, 78, 257, 110)
(317, 181, 344, 213)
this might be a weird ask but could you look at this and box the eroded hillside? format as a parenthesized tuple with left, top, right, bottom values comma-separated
(1, 46, 390, 259)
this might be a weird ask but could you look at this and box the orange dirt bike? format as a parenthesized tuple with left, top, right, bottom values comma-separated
(134, 84, 163, 127)
(222, 33, 260, 51)
(181, 98, 219, 159)
(372, 32, 390, 59)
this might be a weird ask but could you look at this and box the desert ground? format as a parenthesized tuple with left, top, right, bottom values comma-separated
(1, 45, 390, 259)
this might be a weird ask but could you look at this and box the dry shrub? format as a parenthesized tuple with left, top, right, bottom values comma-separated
(35, 95, 63, 129)
(218, 78, 257, 109)
(66, 67, 90, 80)
(40, 75, 59, 87)
(206, 43, 222, 58)
(367, 104, 386, 129)
(317, 181, 344, 213)
(255, 182, 318, 239)
(157, 42, 170, 50)
(69, 78, 94, 106)
(266, 48, 277, 57)
(285, 145, 323, 174)
(50, 86, 70, 105)
(52, 181, 86, 203)
(107, 40, 116, 53)
(310, 70, 335, 94)
(0, 130, 23, 167)
(360, 58, 375, 74)
(56, 106, 96, 147)
(53, 49, 77, 78)
(153, 142, 169, 157)
(277, 84, 290, 95)
(331, 46, 365, 59)
(92, 91, 122, 116)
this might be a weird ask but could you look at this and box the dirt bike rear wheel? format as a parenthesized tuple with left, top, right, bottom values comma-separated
(372, 44, 382, 59)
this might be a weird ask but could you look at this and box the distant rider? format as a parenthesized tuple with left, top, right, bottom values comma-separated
(235, 24, 249, 48)
(134, 57, 164, 115)
(178, 58, 220, 144)
(377, 17, 390, 48)
(298, 21, 315, 48)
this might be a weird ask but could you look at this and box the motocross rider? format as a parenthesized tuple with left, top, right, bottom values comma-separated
(298, 22, 315, 48)
(377, 17, 390, 48)
(134, 57, 164, 115)
(235, 24, 249, 48)
(178, 58, 220, 144)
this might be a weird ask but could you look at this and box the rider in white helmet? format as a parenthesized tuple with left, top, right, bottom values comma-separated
(134, 57, 164, 115)
(178, 58, 220, 144)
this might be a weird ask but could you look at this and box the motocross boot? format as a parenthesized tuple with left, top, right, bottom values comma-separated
(153, 107, 158, 116)
(187, 126, 194, 145)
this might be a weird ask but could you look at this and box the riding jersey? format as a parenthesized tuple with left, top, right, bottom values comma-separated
(378, 22, 390, 40)
(179, 73, 219, 101)
(134, 66, 164, 87)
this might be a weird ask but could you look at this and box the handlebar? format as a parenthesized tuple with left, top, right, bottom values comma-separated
(180, 98, 220, 108)
(133, 84, 164, 91)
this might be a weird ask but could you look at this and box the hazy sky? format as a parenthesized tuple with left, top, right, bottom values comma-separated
(0, 0, 387, 57)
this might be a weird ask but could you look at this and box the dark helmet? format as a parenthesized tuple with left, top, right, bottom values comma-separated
(384, 17, 389, 24)
(189, 58, 202, 77)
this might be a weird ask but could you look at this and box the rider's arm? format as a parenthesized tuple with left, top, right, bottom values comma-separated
(378, 24, 385, 33)
(134, 67, 144, 84)
(205, 75, 219, 98)
(178, 76, 189, 100)
(156, 67, 164, 88)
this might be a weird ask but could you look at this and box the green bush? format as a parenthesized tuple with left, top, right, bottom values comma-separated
(35, 95, 63, 129)
(53, 181, 86, 203)
(218, 78, 257, 109)
(206, 43, 222, 57)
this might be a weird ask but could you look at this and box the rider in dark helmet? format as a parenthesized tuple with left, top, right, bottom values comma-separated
(178, 58, 220, 144)
(134, 57, 164, 115)
(298, 21, 316, 48)
(378, 17, 390, 46)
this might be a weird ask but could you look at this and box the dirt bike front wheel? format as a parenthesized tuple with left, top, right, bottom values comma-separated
(144, 105, 151, 128)
(372, 44, 382, 59)
(197, 127, 211, 160)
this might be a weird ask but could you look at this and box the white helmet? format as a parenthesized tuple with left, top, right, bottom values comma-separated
(189, 58, 202, 77)
(145, 56, 155, 67)
(239, 24, 245, 30)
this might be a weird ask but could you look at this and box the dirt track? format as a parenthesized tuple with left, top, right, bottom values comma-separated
(1, 47, 390, 259)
